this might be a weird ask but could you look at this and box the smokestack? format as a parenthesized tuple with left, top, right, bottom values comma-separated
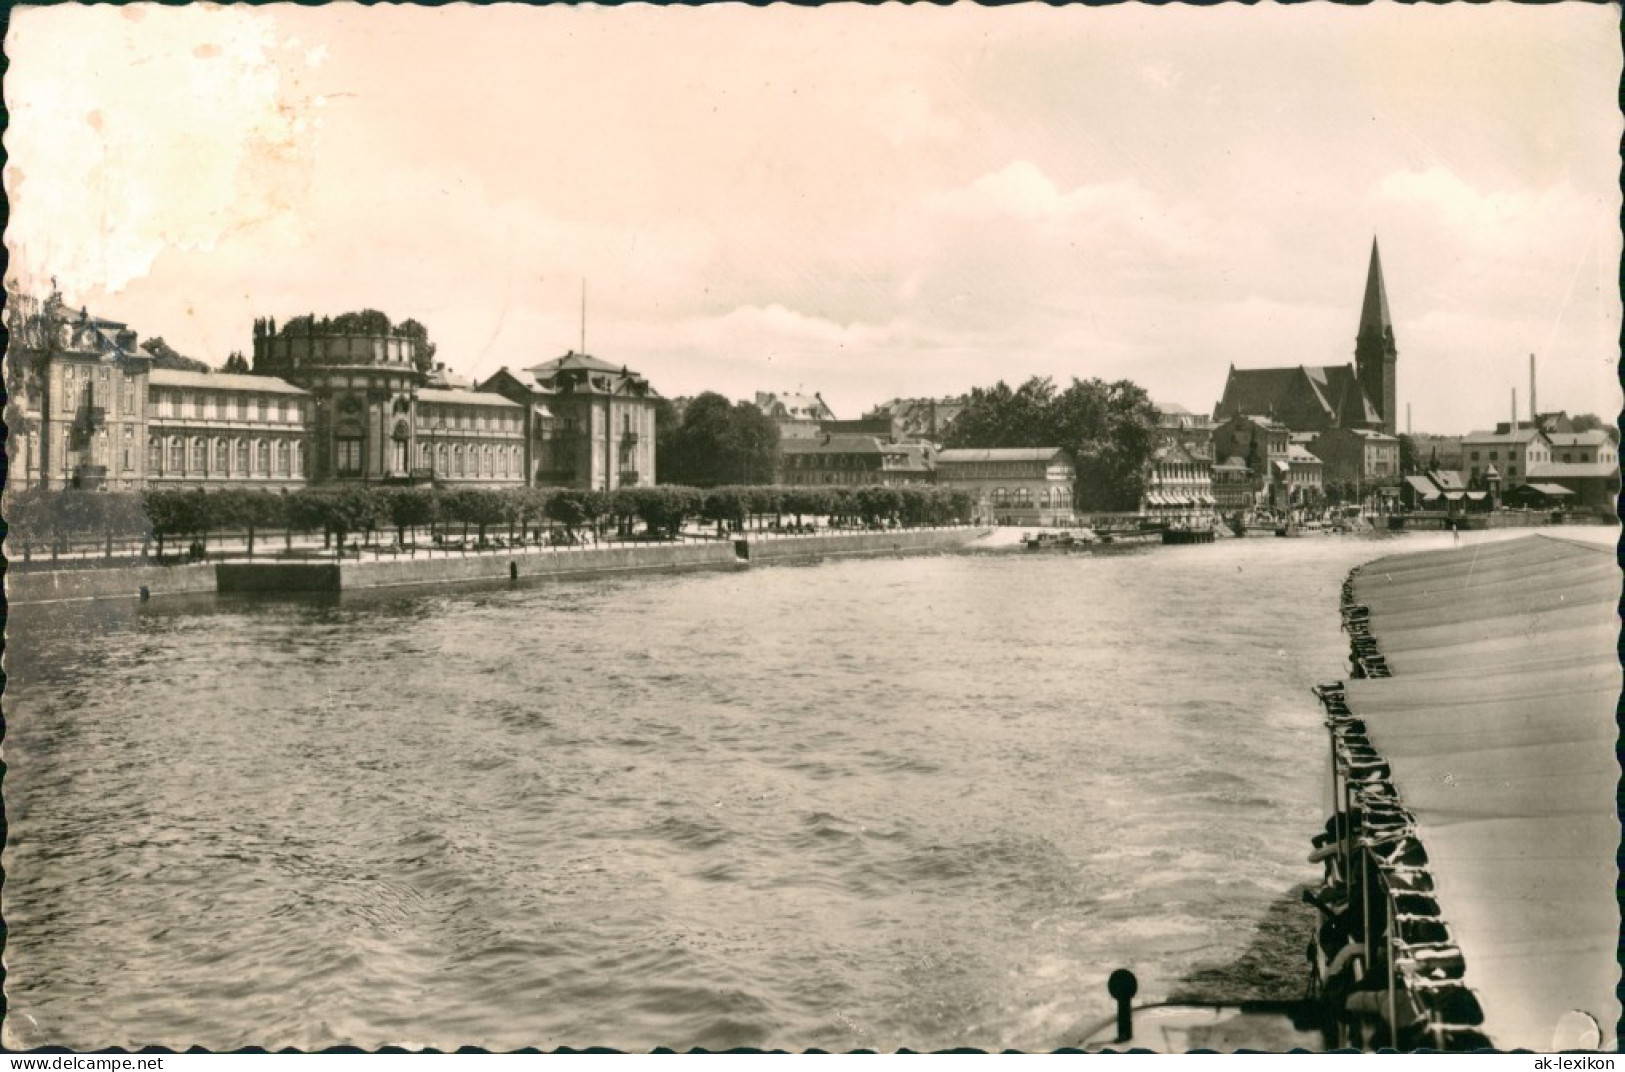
(1406, 403, 1412, 437)
(1511, 387, 1517, 432)
(1529, 353, 1537, 425)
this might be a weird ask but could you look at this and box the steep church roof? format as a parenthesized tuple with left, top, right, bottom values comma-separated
(1358, 238, 1393, 341)
(1214, 364, 1379, 432)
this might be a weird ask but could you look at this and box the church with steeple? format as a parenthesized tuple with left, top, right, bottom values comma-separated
(1213, 239, 1398, 436)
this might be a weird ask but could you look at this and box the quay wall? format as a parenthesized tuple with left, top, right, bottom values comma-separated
(746, 527, 986, 564)
(7, 562, 217, 605)
(12, 527, 990, 603)
(341, 542, 741, 591)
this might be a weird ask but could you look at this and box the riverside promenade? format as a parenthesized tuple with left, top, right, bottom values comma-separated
(7, 526, 990, 604)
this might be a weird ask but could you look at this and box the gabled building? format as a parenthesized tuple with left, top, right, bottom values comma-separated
(1153, 401, 1216, 461)
(481, 352, 659, 491)
(5, 289, 158, 490)
(861, 396, 967, 444)
(775, 434, 933, 487)
(1140, 440, 1214, 523)
(753, 390, 835, 441)
(1213, 239, 1398, 436)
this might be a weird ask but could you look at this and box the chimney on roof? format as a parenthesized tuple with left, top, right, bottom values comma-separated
(1511, 387, 1517, 431)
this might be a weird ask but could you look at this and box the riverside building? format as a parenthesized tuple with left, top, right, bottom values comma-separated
(4, 290, 657, 493)
(933, 447, 1076, 526)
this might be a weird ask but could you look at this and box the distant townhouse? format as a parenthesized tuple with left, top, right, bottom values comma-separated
(1140, 441, 1215, 524)
(753, 390, 836, 441)
(1153, 401, 1216, 461)
(776, 434, 933, 487)
(1210, 414, 1325, 509)
(1308, 427, 1400, 492)
(933, 447, 1075, 526)
(1211, 455, 1253, 512)
(861, 396, 967, 444)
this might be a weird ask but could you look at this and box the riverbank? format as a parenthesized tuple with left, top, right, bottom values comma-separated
(8, 526, 990, 603)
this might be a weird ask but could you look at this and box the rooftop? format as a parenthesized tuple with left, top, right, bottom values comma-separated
(935, 447, 1070, 464)
(417, 388, 524, 409)
(148, 368, 309, 395)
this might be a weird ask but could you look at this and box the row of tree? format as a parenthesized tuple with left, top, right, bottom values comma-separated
(944, 376, 1162, 511)
(5, 483, 976, 560)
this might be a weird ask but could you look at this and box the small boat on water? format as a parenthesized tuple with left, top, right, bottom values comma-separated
(1022, 528, 1096, 551)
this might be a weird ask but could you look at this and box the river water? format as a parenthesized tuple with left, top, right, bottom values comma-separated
(0, 529, 1533, 1051)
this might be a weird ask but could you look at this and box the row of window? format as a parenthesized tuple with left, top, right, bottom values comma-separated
(149, 436, 305, 478)
(1468, 448, 1550, 464)
(419, 407, 525, 433)
(152, 392, 308, 424)
(61, 374, 140, 418)
(941, 464, 1056, 479)
(989, 488, 1070, 507)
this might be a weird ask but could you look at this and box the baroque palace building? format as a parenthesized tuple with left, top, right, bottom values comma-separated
(3, 290, 658, 493)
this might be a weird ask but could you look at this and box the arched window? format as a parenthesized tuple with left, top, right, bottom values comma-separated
(148, 436, 161, 474)
(277, 440, 290, 475)
(454, 444, 465, 476)
(419, 442, 431, 470)
(484, 446, 494, 476)
(236, 439, 249, 474)
(215, 438, 229, 473)
(438, 443, 449, 474)
(169, 437, 184, 472)
(295, 441, 307, 476)
(257, 439, 271, 475)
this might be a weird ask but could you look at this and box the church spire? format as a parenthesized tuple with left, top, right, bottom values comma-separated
(1353, 235, 1398, 436)
(1357, 236, 1391, 342)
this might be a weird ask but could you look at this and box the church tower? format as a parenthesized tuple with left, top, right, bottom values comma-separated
(1354, 237, 1398, 436)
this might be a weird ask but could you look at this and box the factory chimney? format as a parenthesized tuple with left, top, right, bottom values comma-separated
(1529, 353, 1537, 426)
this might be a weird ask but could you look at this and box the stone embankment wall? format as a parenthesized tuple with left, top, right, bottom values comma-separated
(745, 527, 986, 564)
(7, 562, 217, 605)
(10, 528, 988, 603)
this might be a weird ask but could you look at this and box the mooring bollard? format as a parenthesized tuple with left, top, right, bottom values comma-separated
(1107, 968, 1138, 1043)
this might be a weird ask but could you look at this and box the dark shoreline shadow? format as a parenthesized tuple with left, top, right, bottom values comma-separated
(1166, 883, 1320, 1005)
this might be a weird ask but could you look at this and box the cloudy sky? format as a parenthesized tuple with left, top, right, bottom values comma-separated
(7, 3, 1619, 431)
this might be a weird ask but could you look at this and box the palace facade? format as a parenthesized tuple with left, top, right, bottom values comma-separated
(4, 292, 657, 493)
